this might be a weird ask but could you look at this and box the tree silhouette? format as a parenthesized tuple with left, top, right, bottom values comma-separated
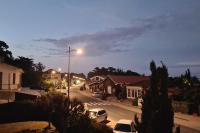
(87, 67, 140, 78)
(134, 61, 174, 133)
(0, 40, 14, 64)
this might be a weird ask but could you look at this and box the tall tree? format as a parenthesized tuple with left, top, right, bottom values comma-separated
(0, 40, 14, 64)
(135, 61, 174, 133)
(34, 62, 45, 72)
(13, 56, 35, 72)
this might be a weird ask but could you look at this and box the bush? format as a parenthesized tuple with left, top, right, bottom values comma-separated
(114, 84, 127, 100)
(0, 91, 113, 133)
(132, 98, 138, 106)
(68, 114, 113, 133)
(101, 94, 107, 100)
(0, 101, 48, 123)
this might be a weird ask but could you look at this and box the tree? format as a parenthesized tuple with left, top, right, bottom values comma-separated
(0, 40, 14, 64)
(87, 67, 140, 78)
(34, 62, 45, 72)
(134, 61, 174, 133)
(13, 56, 35, 72)
(13, 56, 45, 88)
(37, 91, 113, 133)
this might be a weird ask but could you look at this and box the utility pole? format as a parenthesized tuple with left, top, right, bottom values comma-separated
(67, 46, 70, 99)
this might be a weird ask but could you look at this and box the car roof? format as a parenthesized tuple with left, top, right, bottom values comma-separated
(116, 119, 132, 125)
(89, 108, 105, 112)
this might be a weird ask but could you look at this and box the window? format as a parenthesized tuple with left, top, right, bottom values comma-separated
(13, 73, 16, 84)
(132, 90, 135, 98)
(135, 90, 137, 98)
(98, 110, 106, 115)
(114, 124, 131, 132)
(128, 89, 131, 97)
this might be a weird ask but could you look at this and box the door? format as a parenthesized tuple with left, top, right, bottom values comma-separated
(107, 86, 112, 94)
(0, 72, 2, 89)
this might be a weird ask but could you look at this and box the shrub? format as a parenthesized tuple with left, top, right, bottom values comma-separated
(0, 91, 113, 133)
(0, 101, 47, 123)
(132, 98, 138, 106)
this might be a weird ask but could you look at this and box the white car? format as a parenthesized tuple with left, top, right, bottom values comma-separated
(88, 108, 107, 122)
(113, 119, 137, 133)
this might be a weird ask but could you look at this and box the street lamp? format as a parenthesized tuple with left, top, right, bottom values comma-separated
(67, 46, 82, 99)
(51, 70, 56, 74)
(58, 68, 62, 72)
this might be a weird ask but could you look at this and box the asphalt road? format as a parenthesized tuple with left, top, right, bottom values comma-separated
(70, 86, 200, 133)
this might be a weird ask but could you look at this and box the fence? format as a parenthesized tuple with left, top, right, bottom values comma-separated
(172, 101, 199, 115)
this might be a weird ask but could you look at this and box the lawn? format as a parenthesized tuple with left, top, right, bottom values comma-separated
(0, 121, 56, 133)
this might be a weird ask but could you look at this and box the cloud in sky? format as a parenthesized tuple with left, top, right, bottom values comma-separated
(170, 61, 200, 68)
(35, 15, 172, 56)
(36, 11, 200, 57)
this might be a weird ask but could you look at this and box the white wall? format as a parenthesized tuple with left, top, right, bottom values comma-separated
(0, 66, 22, 90)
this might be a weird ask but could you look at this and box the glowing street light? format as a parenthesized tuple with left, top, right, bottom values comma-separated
(51, 70, 56, 74)
(58, 68, 62, 72)
(76, 48, 83, 55)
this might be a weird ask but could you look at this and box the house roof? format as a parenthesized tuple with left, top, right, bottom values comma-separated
(0, 63, 24, 73)
(44, 69, 60, 74)
(90, 75, 106, 79)
(107, 75, 149, 85)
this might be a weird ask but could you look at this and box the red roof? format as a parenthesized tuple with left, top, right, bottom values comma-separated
(108, 75, 149, 85)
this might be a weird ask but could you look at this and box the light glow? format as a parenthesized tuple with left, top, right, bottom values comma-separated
(76, 49, 83, 55)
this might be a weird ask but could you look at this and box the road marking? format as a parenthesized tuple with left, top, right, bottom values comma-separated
(84, 102, 111, 106)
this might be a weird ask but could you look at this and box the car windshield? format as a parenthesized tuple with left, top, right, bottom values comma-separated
(114, 123, 131, 132)
(89, 111, 97, 117)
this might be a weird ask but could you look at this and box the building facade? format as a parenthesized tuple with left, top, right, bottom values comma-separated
(0, 63, 23, 90)
(42, 69, 62, 86)
(103, 75, 150, 99)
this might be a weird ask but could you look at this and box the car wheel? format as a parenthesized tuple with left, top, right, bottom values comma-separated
(105, 116, 107, 120)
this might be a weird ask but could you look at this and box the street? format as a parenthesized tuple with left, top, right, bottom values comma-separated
(70, 86, 200, 133)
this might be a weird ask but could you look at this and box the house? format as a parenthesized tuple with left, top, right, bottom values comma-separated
(0, 63, 23, 91)
(103, 75, 150, 99)
(42, 69, 62, 86)
(87, 75, 106, 92)
(90, 75, 105, 82)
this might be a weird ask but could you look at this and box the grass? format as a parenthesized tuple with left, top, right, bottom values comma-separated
(0, 121, 56, 133)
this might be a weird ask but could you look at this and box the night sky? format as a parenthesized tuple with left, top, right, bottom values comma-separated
(0, 0, 200, 77)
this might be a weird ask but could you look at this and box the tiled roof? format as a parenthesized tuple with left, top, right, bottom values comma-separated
(108, 75, 149, 85)
(0, 63, 24, 72)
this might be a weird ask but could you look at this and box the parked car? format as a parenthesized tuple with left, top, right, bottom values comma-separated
(92, 92, 102, 98)
(88, 108, 107, 122)
(113, 119, 137, 133)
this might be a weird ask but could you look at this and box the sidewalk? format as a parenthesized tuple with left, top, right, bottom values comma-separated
(79, 90, 200, 131)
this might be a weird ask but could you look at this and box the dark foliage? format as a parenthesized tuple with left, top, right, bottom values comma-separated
(0, 92, 113, 133)
(134, 61, 174, 133)
(87, 67, 140, 78)
(0, 40, 14, 64)
(114, 84, 127, 100)
(0, 101, 48, 123)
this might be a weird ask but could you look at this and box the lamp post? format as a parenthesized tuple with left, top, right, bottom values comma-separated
(67, 46, 82, 99)
(67, 46, 71, 99)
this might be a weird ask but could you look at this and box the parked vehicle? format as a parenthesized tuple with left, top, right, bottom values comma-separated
(92, 92, 102, 98)
(88, 108, 107, 122)
(113, 119, 137, 133)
